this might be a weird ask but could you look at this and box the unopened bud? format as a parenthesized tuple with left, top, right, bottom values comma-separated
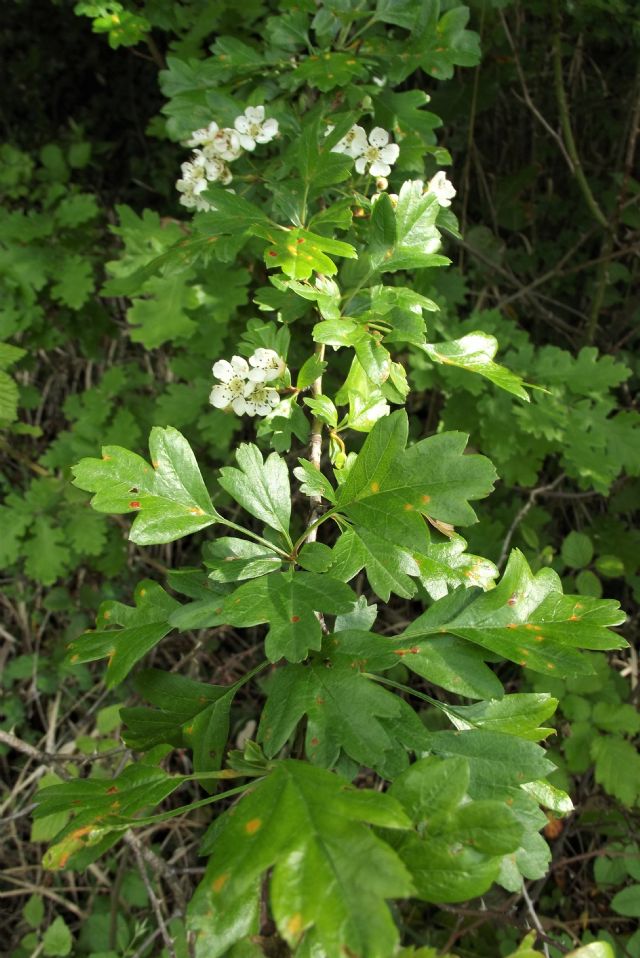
(375, 176, 388, 191)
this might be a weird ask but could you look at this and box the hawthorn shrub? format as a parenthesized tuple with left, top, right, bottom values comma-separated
(1, 2, 639, 958)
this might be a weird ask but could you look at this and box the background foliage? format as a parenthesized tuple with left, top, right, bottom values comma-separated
(1, 0, 639, 956)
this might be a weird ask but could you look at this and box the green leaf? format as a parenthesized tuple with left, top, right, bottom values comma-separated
(297, 541, 333, 573)
(388, 756, 523, 902)
(42, 917, 72, 956)
(72, 426, 219, 544)
(294, 51, 369, 91)
(562, 531, 594, 569)
(421, 332, 530, 400)
(171, 572, 356, 663)
(0, 370, 20, 421)
(336, 410, 497, 535)
(66, 580, 179, 687)
(416, 533, 498, 599)
(402, 550, 626, 677)
(422, 729, 555, 798)
(260, 226, 357, 280)
(126, 275, 200, 348)
(591, 735, 640, 806)
(0, 341, 26, 369)
(191, 760, 413, 958)
(294, 458, 337, 502)
(330, 628, 504, 700)
(23, 516, 69, 585)
(445, 693, 558, 741)
(218, 444, 291, 541)
(259, 659, 428, 776)
(370, 180, 450, 273)
(22, 894, 45, 929)
(50, 254, 94, 309)
(121, 668, 234, 781)
(611, 885, 640, 917)
(204, 538, 282, 582)
(297, 355, 327, 389)
(37, 763, 185, 869)
(567, 946, 615, 958)
(330, 526, 420, 601)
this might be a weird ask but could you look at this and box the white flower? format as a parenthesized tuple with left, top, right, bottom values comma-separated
(243, 380, 280, 417)
(188, 122, 243, 162)
(248, 348, 286, 382)
(355, 128, 400, 177)
(187, 122, 220, 149)
(177, 154, 210, 195)
(427, 170, 456, 207)
(233, 106, 278, 151)
(176, 179, 213, 212)
(209, 355, 251, 415)
(329, 124, 368, 158)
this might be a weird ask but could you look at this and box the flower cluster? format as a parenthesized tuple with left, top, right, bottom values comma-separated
(176, 106, 278, 212)
(329, 124, 400, 177)
(209, 349, 286, 417)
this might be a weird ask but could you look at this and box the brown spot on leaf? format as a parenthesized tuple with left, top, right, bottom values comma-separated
(291, 615, 300, 623)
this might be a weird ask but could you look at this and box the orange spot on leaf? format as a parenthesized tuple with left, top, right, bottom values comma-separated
(212, 872, 229, 893)
(291, 615, 300, 623)
(245, 818, 262, 835)
(287, 913, 304, 937)
(370, 481, 380, 493)
(129, 500, 140, 509)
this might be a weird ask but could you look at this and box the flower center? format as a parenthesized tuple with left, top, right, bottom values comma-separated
(364, 146, 380, 162)
(228, 376, 245, 397)
(249, 123, 262, 137)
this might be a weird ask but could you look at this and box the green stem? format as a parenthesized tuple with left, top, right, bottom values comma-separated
(293, 507, 339, 554)
(110, 780, 263, 832)
(363, 673, 482, 730)
(219, 517, 292, 558)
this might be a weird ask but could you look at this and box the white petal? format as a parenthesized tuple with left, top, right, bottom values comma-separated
(369, 160, 391, 177)
(212, 359, 234, 382)
(231, 397, 248, 415)
(259, 118, 278, 140)
(234, 116, 251, 134)
(265, 389, 279, 406)
(210, 384, 232, 408)
(248, 368, 268, 383)
(246, 105, 265, 122)
(250, 347, 277, 366)
(230, 355, 249, 376)
(355, 156, 367, 174)
(369, 127, 390, 148)
(379, 143, 399, 164)
(179, 193, 196, 209)
(243, 400, 257, 416)
(238, 134, 256, 151)
(349, 126, 368, 156)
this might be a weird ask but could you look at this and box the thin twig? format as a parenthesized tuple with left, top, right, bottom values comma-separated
(521, 882, 551, 958)
(498, 474, 566, 569)
(125, 832, 177, 958)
